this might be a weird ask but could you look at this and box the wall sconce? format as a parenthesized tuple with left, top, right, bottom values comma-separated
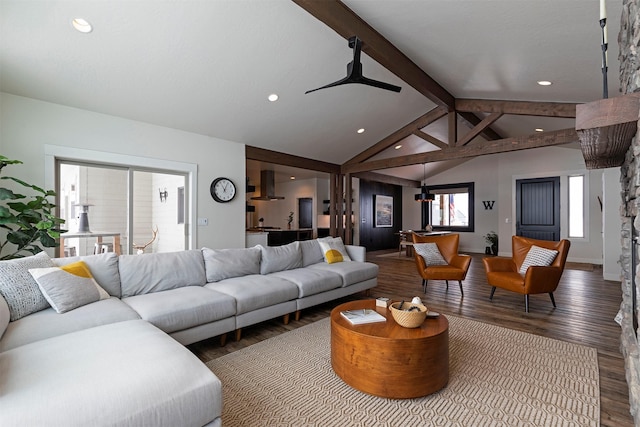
(159, 188, 168, 203)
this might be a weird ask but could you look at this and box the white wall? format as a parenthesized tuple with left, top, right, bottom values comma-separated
(402, 145, 604, 264)
(603, 168, 622, 280)
(1, 93, 246, 250)
(253, 178, 319, 230)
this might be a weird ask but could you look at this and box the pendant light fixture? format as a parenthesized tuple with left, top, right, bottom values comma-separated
(414, 163, 434, 202)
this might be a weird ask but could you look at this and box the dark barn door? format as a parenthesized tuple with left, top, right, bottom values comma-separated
(516, 177, 560, 241)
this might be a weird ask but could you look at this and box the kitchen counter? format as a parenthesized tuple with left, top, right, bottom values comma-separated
(245, 228, 313, 246)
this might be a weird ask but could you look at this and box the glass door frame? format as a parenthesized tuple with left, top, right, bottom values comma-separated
(45, 145, 197, 256)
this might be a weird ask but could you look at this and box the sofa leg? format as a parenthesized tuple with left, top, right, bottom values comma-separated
(422, 279, 428, 293)
(235, 329, 242, 341)
(445, 280, 449, 291)
(525, 295, 530, 313)
(365, 289, 371, 297)
(489, 286, 496, 300)
(458, 281, 464, 297)
(220, 333, 227, 347)
(283, 313, 290, 325)
(549, 292, 556, 308)
(295, 310, 301, 321)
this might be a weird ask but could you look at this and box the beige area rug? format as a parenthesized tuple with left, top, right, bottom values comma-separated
(207, 316, 599, 427)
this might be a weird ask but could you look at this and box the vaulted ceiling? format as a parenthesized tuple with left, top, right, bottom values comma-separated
(0, 0, 623, 184)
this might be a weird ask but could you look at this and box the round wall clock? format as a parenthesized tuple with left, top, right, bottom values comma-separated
(210, 177, 236, 203)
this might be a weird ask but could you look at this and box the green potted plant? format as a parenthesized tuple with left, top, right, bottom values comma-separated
(287, 211, 294, 229)
(484, 231, 498, 255)
(0, 155, 66, 259)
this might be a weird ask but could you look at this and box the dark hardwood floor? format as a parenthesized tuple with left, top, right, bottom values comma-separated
(188, 250, 633, 426)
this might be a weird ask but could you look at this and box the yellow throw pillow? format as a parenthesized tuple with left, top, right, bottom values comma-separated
(318, 237, 351, 264)
(29, 260, 110, 314)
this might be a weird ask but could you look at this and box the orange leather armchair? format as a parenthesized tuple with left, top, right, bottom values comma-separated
(412, 233, 472, 296)
(483, 235, 570, 312)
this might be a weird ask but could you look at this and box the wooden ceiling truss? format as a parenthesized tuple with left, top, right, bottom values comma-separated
(247, 1, 583, 242)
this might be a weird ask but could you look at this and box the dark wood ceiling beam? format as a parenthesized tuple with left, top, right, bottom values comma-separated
(413, 129, 448, 149)
(352, 171, 421, 187)
(456, 99, 577, 118)
(342, 128, 578, 173)
(457, 112, 503, 146)
(448, 111, 458, 146)
(344, 107, 448, 165)
(291, 0, 455, 109)
(246, 146, 340, 174)
(457, 111, 503, 140)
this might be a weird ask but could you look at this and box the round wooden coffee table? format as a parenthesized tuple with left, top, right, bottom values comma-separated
(330, 299, 449, 399)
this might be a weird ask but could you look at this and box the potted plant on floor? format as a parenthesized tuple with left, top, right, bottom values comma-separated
(0, 155, 66, 259)
(484, 231, 498, 255)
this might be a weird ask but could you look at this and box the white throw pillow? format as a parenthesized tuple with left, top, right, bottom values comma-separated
(0, 251, 54, 321)
(519, 245, 559, 275)
(29, 260, 110, 314)
(318, 237, 351, 264)
(414, 243, 447, 266)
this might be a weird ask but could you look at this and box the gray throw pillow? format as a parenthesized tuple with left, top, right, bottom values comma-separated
(259, 242, 302, 275)
(519, 245, 558, 275)
(53, 252, 121, 297)
(414, 243, 448, 266)
(0, 251, 55, 321)
(202, 246, 261, 282)
(29, 260, 110, 313)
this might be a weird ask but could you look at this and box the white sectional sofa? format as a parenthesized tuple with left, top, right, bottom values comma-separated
(0, 238, 377, 426)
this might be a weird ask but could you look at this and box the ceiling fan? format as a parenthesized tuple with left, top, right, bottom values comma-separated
(305, 36, 402, 94)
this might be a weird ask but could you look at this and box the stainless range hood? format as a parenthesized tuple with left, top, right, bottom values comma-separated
(250, 170, 285, 201)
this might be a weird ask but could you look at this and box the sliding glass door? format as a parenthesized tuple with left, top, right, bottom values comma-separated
(58, 161, 187, 256)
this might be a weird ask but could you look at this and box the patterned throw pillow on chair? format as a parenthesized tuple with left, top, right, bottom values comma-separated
(519, 245, 559, 275)
(414, 243, 447, 266)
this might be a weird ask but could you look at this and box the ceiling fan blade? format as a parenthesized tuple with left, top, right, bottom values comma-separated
(359, 76, 402, 93)
(304, 75, 351, 94)
(305, 35, 402, 94)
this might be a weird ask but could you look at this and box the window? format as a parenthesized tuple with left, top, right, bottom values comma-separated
(568, 175, 584, 238)
(423, 182, 474, 232)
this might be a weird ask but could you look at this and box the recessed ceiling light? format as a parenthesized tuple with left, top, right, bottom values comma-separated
(357, 128, 365, 134)
(290, 176, 295, 180)
(394, 144, 402, 150)
(537, 80, 552, 86)
(535, 128, 544, 132)
(268, 94, 279, 102)
(72, 18, 93, 33)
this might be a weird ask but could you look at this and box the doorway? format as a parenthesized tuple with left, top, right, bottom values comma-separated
(516, 176, 560, 240)
(298, 197, 313, 229)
